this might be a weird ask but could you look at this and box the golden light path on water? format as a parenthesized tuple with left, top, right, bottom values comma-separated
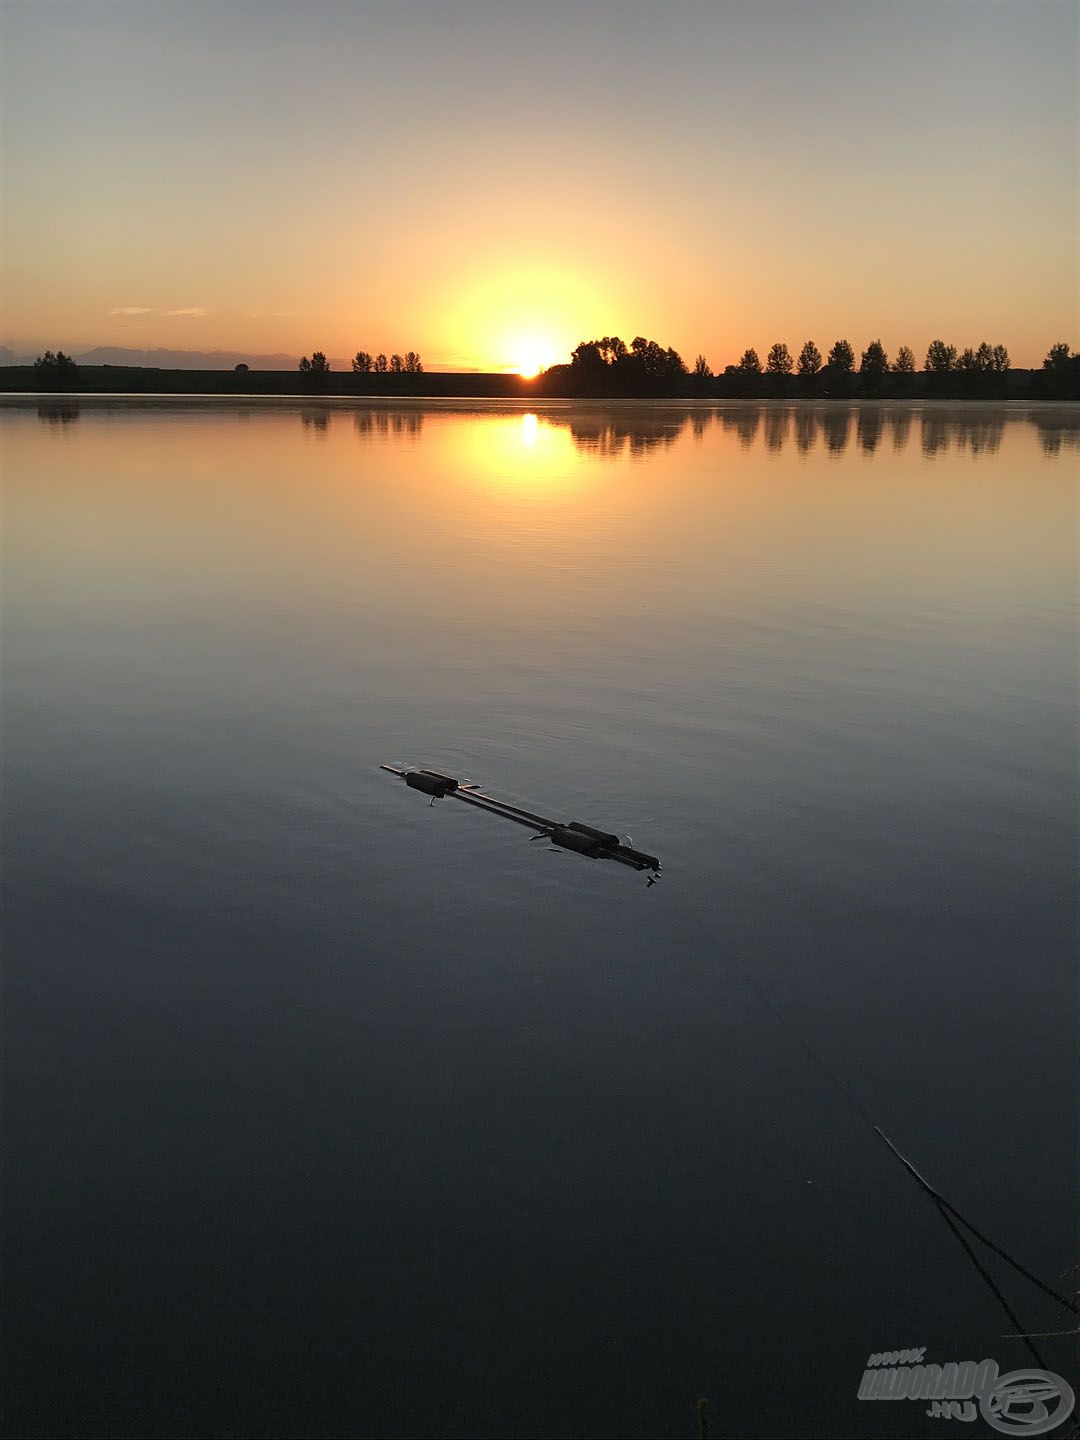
(449, 409, 587, 502)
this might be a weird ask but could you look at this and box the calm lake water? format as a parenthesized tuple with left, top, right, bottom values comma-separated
(2, 398, 1076, 1439)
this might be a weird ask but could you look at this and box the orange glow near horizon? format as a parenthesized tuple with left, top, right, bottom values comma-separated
(434, 264, 619, 377)
(2, 7, 1074, 371)
(512, 340, 559, 378)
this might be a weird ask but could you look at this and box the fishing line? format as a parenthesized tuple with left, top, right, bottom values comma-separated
(682, 901, 1078, 1347)
(872, 1127, 1078, 1315)
(935, 1199, 1048, 1370)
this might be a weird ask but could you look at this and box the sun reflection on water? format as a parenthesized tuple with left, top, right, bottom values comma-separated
(448, 410, 584, 501)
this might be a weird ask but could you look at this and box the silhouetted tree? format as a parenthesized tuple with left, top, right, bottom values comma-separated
(598, 336, 628, 365)
(826, 339, 855, 373)
(352, 351, 374, 372)
(234, 362, 249, 374)
(1044, 341, 1071, 371)
(390, 354, 404, 373)
(571, 341, 600, 366)
(797, 340, 822, 379)
(1040, 341, 1080, 398)
(374, 353, 388, 373)
(891, 345, 916, 393)
(563, 334, 686, 394)
(821, 338, 855, 395)
(404, 351, 423, 373)
(626, 337, 685, 387)
(925, 339, 957, 373)
(925, 338, 958, 395)
(859, 339, 889, 394)
(569, 340, 606, 387)
(955, 345, 987, 394)
(299, 352, 329, 382)
(731, 347, 761, 396)
(982, 343, 1010, 393)
(33, 350, 79, 390)
(763, 342, 791, 396)
(692, 354, 711, 379)
(630, 336, 684, 380)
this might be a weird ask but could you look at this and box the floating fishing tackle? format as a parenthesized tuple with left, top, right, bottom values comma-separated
(379, 765, 661, 883)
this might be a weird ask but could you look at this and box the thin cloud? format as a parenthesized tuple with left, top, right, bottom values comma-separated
(110, 306, 152, 316)
(166, 307, 209, 317)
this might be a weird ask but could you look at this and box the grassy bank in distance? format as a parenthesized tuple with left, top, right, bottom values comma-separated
(0, 365, 536, 398)
(2, 364, 1075, 401)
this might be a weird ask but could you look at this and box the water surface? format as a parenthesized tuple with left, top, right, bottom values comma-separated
(3, 399, 1076, 1439)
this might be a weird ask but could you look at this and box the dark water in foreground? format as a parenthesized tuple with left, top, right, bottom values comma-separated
(2, 399, 1077, 1439)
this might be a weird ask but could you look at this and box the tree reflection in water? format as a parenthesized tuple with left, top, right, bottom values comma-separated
(287, 401, 1072, 461)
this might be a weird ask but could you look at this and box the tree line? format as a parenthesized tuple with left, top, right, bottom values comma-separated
(540, 336, 1080, 398)
(14, 339, 1079, 398)
(297, 350, 423, 374)
(566, 336, 688, 392)
(718, 338, 1010, 395)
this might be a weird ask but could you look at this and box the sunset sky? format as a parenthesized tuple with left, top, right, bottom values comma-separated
(2, 0, 1076, 370)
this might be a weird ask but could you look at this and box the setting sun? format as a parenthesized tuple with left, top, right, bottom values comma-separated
(512, 337, 559, 378)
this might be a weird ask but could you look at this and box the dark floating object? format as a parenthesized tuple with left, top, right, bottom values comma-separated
(380, 765, 661, 883)
(403, 768, 460, 799)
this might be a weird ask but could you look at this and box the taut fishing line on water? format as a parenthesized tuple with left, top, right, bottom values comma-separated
(381, 764, 1077, 1370)
(678, 902, 1077, 1374)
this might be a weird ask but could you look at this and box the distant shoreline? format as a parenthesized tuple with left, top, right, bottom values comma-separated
(2, 391, 1077, 412)
(2, 364, 1075, 402)
(0, 366, 534, 400)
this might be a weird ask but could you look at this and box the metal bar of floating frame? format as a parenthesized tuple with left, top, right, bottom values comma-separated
(453, 789, 554, 832)
(456, 789, 555, 830)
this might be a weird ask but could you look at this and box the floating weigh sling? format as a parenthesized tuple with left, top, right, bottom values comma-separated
(379, 765, 661, 883)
